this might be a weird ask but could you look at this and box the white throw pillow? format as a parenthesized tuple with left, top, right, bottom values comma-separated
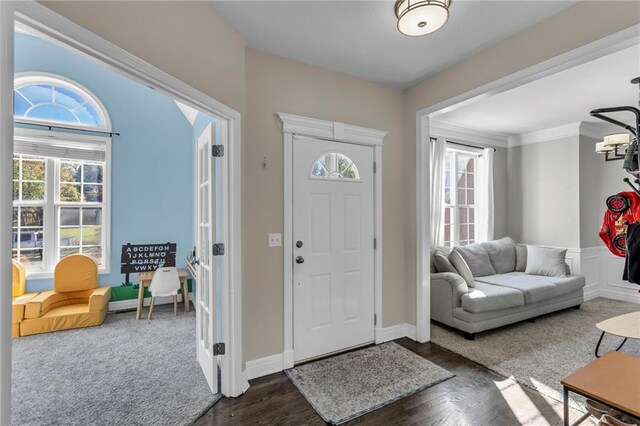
(525, 246, 567, 277)
(449, 250, 475, 288)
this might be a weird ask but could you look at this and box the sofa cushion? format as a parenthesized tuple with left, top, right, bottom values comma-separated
(515, 244, 527, 272)
(434, 250, 457, 273)
(449, 250, 475, 288)
(475, 272, 585, 304)
(481, 237, 516, 274)
(461, 281, 525, 313)
(525, 246, 567, 277)
(452, 244, 496, 277)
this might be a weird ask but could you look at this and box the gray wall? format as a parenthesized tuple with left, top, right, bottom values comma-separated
(507, 136, 581, 247)
(580, 135, 606, 248)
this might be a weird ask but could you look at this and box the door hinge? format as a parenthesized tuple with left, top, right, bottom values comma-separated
(212, 145, 225, 157)
(213, 342, 225, 355)
(374, 314, 377, 326)
(212, 243, 225, 256)
(374, 238, 377, 249)
(373, 162, 377, 173)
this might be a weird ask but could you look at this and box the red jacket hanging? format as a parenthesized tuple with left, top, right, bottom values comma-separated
(599, 191, 640, 257)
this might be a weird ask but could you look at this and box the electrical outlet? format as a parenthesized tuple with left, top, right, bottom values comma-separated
(268, 233, 282, 247)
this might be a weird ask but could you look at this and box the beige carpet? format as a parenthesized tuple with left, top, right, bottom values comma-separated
(431, 298, 640, 412)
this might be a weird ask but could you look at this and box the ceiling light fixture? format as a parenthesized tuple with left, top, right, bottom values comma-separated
(395, 0, 451, 37)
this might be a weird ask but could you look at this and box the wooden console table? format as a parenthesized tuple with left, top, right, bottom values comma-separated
(136, 268, 191, 320)
(561, 351, 640, 426)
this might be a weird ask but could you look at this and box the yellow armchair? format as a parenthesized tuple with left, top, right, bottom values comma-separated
(21, 254, 111, 336)
(11, 260, 38, 338)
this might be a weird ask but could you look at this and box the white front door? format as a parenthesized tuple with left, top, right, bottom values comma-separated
(293, 136, 375, 362)
(196, 123, 219, 393)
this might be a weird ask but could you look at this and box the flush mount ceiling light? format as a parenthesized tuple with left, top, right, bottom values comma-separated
(395, 0, 451, 37)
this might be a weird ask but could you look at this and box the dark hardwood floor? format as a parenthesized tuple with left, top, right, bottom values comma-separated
(193, 338, 593, 425)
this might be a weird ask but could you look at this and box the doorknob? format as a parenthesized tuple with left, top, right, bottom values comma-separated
(295, 256, 305, 264)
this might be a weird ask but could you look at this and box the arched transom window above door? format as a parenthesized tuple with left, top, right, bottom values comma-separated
(310, 152, 360, 181)
(14, 74, 110, 130)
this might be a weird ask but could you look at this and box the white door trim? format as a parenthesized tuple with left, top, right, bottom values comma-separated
(278, 113, 387, 368)
(414, 23, 640, 344)
(1, 4, 248, 419)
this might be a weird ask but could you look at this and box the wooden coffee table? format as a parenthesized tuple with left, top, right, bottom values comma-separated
(561, 351, 640, 426)
(595, 311, 640, 357)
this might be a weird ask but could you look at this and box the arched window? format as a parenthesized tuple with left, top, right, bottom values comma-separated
(14, 74, 110, 130)
(12, 73, 111, 275)
(310, 152, 360, 181)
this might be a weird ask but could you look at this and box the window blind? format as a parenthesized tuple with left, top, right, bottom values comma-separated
(14, 135, 107, 162)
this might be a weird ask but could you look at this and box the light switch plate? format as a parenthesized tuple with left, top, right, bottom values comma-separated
(268, 233, 282, 247)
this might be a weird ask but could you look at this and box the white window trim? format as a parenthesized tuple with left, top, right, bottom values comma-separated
(14, 72, 112, 131)
(442, 148, 480, 247)
(13, 127, 111, 279)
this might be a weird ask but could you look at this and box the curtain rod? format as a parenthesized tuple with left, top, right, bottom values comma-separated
(15, 121, 120, 137)
(430, 137, 497, 152)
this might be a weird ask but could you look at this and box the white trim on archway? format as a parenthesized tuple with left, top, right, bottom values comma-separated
(414, 23, 640, 345)
(0, 2, 248, 421)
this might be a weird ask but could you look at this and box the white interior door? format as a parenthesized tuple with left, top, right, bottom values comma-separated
(293, 136, 375, 362)
(196, 123, 219, 393)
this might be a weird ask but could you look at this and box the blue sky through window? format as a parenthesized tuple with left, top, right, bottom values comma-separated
(14, 78, 105, 128)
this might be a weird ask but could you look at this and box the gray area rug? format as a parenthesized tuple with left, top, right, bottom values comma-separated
(286, 342, 454, 424)
(431, 298, 640, 411)
(12, 304, 219, 426)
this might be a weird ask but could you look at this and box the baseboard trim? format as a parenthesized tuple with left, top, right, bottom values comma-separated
(599, 288, 640, 304)
(108, 293, 193, 312)
(377, 323, 417, 343)
(245, 353, 285, 381)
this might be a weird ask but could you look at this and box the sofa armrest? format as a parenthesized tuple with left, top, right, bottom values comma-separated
(25, 291, 67, 319)
(431, 272, 468, 309)
(89, 286, 112, 312)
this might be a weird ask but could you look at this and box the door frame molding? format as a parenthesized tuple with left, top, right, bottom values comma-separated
(1, 3, 248, 417)
(413, 23, 640, 345)
(278, 113, 387, 367)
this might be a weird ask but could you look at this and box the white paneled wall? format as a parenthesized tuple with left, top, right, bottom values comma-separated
(567, 247, 639, 304)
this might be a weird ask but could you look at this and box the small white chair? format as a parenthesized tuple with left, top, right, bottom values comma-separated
(148, 267, 181, 319)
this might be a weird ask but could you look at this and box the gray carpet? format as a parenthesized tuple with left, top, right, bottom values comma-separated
(431, 298, 640, 411)
(286, 342, 454, 425)
(12, 304, 219, 426)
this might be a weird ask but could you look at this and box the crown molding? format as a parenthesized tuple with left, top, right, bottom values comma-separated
(277, 112, 387, 146)
(508, 122, 581, 147)
(429, 120, 509, 148)
(579, 121, 626, 140)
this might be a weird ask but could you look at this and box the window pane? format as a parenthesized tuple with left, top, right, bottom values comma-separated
(458, 207, 468, 224)
(14, 92, 30, 117)
(60, 162, 81, 183)
(469, 208, 475, 224)
(54, 86, 84, 109)
(60, 247, 80, 258)
(20, 207, 44, 227)
(82, 184, 102, 202)
(13, 157, 19, 180)
(467, 189, 475, 204)
(83, 164, 103, 184)
(82, 227, 101, 246)
(82, 208, 102, 226)
(444, 224, 450, 244)
(469, 225, 476, 242)
(460, 224, 468, 241)
(60, 184, 81, 202)
(28, 104, 78, 124)
(60, 227, 80, 247)
(466, 173, 474, 189)
(310, 152, 360, 180)
(444, 208, 450, 224)
(74, 103, 102, 127)
(83, 246, 102, 264)
(13, 182, 19, 200)
(22, 159, 45, 181)
(21, 182, 45, 201)
(18, 84, 52, 104)
(60, 208, 80, 226)
(457, 188, 465, 204)
(15, 249, 44, 271)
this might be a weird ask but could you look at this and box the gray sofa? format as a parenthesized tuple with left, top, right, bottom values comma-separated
(430, 238, 585, 340)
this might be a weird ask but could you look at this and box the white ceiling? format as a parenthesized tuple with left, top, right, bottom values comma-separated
(435, 44, 640, 136)
(212, 0, 577, 88)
